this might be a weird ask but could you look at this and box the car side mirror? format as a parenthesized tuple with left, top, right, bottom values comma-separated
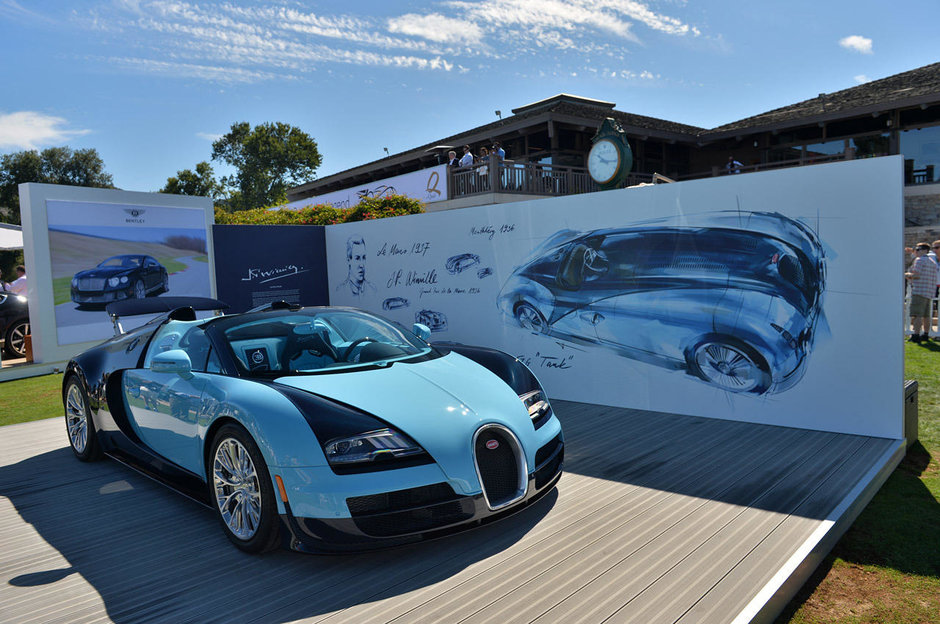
(413, 323, 432, 342)
(151, 349, 193, 378)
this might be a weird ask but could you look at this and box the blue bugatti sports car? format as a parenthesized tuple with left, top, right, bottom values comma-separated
(497, 211, 826, 395)
(63, 297, 563, 553)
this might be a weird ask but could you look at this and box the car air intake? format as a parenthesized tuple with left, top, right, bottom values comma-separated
(78, 278, 106, 291)
(474, 425, 526, 509)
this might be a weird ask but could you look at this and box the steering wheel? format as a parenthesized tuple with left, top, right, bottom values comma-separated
(343, 337, 377, 362)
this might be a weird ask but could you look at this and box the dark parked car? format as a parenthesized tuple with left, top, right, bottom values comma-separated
(497, 211, 826, 394)
(71, 254, 168, 306)
(0, 291, 29, 358)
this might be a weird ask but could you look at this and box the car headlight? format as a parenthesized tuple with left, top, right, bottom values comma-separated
(324, 428, 425, 466)
(520, 389, 550, 423)
(108, 277, 120, 287)
(121, 276, 129, 284)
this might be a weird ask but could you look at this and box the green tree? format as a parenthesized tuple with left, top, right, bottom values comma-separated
(211, 122, 321, 211)
(161, 161, 222, 199)
(0, 146, 114, 224)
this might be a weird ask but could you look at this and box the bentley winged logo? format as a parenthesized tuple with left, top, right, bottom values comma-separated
(124, 208, 146, 218)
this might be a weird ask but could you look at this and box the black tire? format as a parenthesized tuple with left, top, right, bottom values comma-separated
(133, 279, 146, 299)
(208, 424, 280, 553)
(514, 302, 549, 334)
(160, 272, 169, 294)
(3, 319, 29, 358)
(687, 336, 771, 394)
(64, 375, 103, 462)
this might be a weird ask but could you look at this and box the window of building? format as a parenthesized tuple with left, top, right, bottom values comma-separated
(900, 126, 940, 184)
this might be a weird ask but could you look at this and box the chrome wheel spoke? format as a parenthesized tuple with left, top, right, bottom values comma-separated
(65, 385, 88, 452)
(213, 437, 263, 541)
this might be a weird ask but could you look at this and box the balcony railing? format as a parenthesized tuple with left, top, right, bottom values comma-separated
(447, 150, 936, 203)
(449, 161, 653, 200)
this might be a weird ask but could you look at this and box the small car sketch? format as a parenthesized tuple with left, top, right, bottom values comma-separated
(382, 296, 410, 310)
(446, 253, 481, 275)
(477, 267, 494, 279)
(71, 254, 168, 306)
(415, 309, 448, 332)
(497, 211, 826, 395)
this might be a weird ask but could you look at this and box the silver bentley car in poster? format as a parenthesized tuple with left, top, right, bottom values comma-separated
(497, 211, 826, 394)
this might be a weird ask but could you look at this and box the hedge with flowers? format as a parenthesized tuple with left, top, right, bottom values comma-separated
(213, 194, 424, 226)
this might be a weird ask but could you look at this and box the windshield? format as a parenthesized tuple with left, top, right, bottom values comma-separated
(98, 256, 141, 268)
(218, 309, 433, 375)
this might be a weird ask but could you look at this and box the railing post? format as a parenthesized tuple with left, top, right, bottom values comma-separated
(490, 159, 499, 193)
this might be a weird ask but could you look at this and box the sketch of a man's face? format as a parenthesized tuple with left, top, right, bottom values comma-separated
(347, 240, 366, 283)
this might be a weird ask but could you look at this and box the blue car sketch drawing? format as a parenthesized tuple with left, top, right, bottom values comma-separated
(497, 211, 826, 394)
(446, 253, 481, 275)
(415, 309, 448, 332)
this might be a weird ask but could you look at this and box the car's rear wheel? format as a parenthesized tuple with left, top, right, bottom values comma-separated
(515, 302, 548, 334)
(64, 375, 102, 461)
(688, 338, 770, 394)
(133, 279, 146, 299)
(209, 424, 280, 553)
(160, 272, 169, 294)
(4, 319, 28, 358)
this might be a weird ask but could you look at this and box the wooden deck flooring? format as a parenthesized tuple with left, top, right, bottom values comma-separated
(0, 400, 903, 624)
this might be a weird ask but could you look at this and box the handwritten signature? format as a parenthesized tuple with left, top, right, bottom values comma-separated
(517, 352, 574, 370)
(241, 264, 309, 284)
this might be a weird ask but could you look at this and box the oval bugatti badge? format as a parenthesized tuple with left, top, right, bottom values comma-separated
(485, 439, 499, 450)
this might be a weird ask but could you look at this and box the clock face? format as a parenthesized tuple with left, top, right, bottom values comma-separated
(588, 139, 620, 184)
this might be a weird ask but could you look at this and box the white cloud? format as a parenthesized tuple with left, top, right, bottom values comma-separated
(74, 0, 701, 83)
(0, 111, 90, 150)
(388, 13, 482, 45)
(839, 35, 873, 54)
(854, 74, 870, 84)
(196, 132, 222, 142)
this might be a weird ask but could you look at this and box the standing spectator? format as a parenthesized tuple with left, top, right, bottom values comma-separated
(906, 243, 939, 342)
(492, 141, 505, 160)
(446, 150, 459, 167)
(459, 145, 474, 168)
(930, 240, 940, 263)
(477, 147, 490, 190)
(7, 265, 26, 295)
(725, 156, 743, 174)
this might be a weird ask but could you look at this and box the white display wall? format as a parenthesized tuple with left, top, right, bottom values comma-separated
(19, 184, 215, 364)
(327, 157, 904, 439)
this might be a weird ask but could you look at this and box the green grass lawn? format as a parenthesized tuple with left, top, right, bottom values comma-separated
(0, 372, 63, 426)
(1, 343, 937, 621)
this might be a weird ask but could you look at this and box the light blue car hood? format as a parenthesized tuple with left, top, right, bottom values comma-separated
(273, 351, 533, 490)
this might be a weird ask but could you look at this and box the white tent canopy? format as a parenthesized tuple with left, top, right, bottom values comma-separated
(0, 223, 23, 250)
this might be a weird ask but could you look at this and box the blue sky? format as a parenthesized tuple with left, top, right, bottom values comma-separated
(1, 0, 938, 194)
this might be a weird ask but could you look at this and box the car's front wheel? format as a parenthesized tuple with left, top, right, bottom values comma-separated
(64, 375, 102, 461)
(208, 424, 280, 553)
(515, 302, 548, 334)
(133, 279, 146, 299)
(3, 319, 28, 358)
(688, 337, 771, 394)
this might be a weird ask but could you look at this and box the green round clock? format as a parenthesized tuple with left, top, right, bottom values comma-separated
(587, 138, 621, 185)
(588, 118, 633, 190)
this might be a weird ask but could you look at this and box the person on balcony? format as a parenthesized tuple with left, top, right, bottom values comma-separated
(459, 145, 474, 168)
(726, 156, 743, 174)
(492, 141, 505, 160)
(447, 150, 459, 167)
